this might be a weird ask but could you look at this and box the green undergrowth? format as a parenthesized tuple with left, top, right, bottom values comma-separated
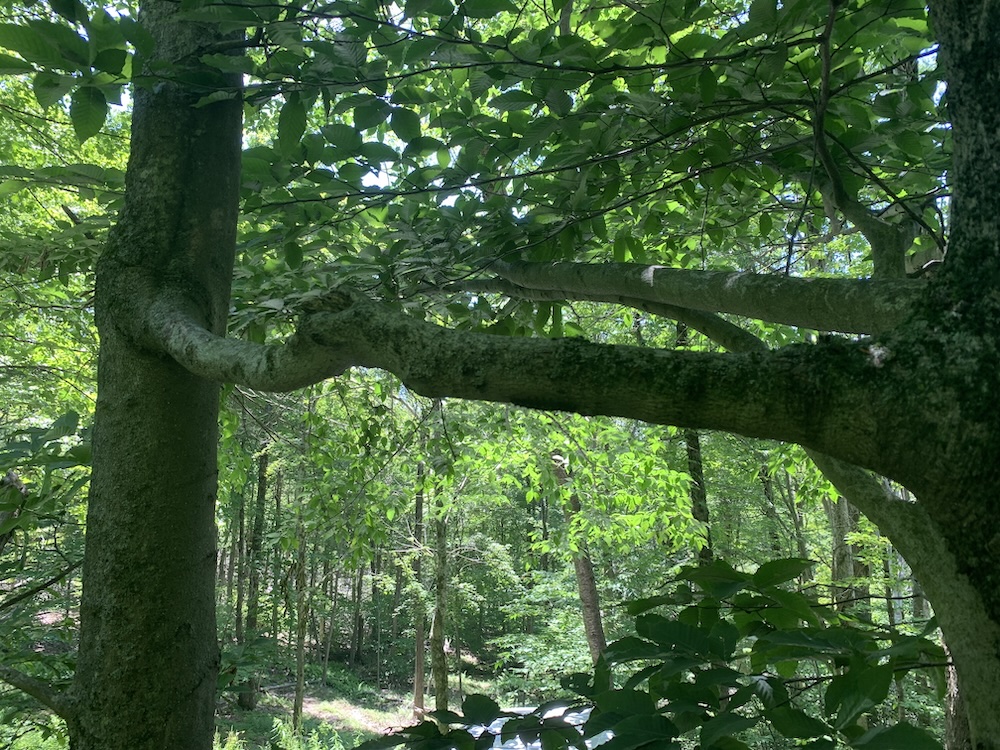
(215, 669, 414, 750)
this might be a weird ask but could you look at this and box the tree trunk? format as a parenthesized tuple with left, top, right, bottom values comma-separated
(551, 453, 608, 669)
(683, 429, 713, 564)
(68, 1, 241, 746)
(430, 491, 449, 712)
(234, 491, 247, 645)
(270, 471, 283, 642)
(238, 448, 269, 710)
(412, 462, 426, 718)
(292, 515, 308, 732)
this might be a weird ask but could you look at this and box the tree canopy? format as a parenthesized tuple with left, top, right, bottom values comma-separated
(3, 0, 1000, 747)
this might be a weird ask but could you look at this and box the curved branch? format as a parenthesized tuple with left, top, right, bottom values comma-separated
(814, 5, 914, 278)
(491, 260, 923, 334)
(146, 290, 901, 481)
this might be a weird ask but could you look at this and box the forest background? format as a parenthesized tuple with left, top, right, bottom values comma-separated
(0, 0, 991, 748)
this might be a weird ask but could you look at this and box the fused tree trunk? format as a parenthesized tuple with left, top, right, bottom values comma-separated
(66, 1, 242, 746)
(823, 496, 869, 612)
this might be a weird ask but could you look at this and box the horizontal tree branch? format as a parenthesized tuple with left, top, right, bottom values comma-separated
(438, 277, 762, 353)
(491, 260, 924, 334)
(145, 289, 908, 483)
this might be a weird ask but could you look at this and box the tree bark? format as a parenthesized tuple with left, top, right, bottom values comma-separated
(238, 447, 269, 710)
(430, 488, 449, 712)
(551, 453, 608, 668)
(412, 462, 426, 718)
(68, 1, 241, 746)
(683, 430, 713, 564)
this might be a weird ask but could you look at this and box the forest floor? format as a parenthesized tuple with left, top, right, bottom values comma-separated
(214, 667, 494, 750)
(215, 679, 412, 749)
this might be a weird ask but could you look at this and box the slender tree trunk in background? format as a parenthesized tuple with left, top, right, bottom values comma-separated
(412, 462, 426, 718)
(539, 494, 550, 572)
(238, 448, 269, 710)
(349, 565, 364, 665)
(292, 515, 308, 732)
(430, 488, 449, 712)
(225, 526, 237, 620)
(778, 473, 810, 564)
(758, 464, 786, 557)
(683, 429, 713, 564)
(321, 570, 340, 684)
(880, 550, 906, 721)
(824, 496, 869, 613)
(271, 471, 283, 642)
(552, 453, 608, 674)
(390, 557, 404, 640)
(234, 491, 247, 645)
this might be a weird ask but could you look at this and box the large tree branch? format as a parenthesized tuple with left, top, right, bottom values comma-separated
(490, 260, 923, 334)
(143, 289, 910, 482)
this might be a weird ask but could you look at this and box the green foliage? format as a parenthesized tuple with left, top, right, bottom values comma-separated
(269, 718, 356, 750)
(366, 558, 944, 750)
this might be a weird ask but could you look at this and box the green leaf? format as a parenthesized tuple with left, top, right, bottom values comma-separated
(0, 52, 33, 74)
(851, 723, 943, 749)
(283, 242, 303, 270)
(44, 411, 79, 440)
(461, 0, 518, 17)
(701, 713, 760, 746)
(70, 86, 108, 142)
(361, 141, 398, 164)
(636, 615, 714, 656)
(278, 93, 307, 157)
(49, 0, 86, 23)
(390, 107, 421, 142)
(698, 67, 717, 104)
(747, 0, 777, 29)
(678, 560, 751, 598)
(461, 694, 501, 725)
(766, 708, 831, 739)
(825, 662, 893, 728)
(489, 90, 539, 112)
(354, 100, 391, 130)
(0, 24, 65, 69)
(752, 558, 814, 589)
(92, 48, 128, 75)
(321, 123, 363, 153)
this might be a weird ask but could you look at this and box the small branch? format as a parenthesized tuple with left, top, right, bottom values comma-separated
(813, 1, 912, 278)
(0, 666, 74, 720)
(0, 559, 83, 614)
